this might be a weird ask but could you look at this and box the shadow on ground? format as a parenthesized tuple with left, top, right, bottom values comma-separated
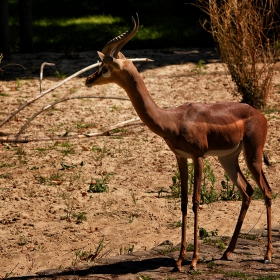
(6, 233, 280, 280)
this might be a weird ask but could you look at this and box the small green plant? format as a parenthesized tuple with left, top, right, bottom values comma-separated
(15, 146, 27, 164)
(191, 59, 207, 74)
(75, 122, 96, 130)
(239, 233, 258, 240)
(87, 173, 113, 193)
(73, 211, 87, 223)
(130, 189, 137, 204)
(34, 174, 47, 185)
(220, 173, 241, 201)
(4, 263, 19, 278)
(200, 159, 217, 204)
(72, 237, 106, 266)
(91, 144, 109, 161)
(252, 187, 264, 200)
(0, 173, 12, 179)
(188, 269, 202, 276)
(187, 244, 194, 251)
(169, 220, 182, 229)
(56, 141, 75, 156)
(206, 260, 217, 269)
(35, 147, 47, 156)
(169, 169, 181, 198)
(169, 160, 217, 204)
(55, 70, 66, 79)
(17, 236, 29, 246)
(16, 78, 21, 90)
(199, 227, 218, 239)
(140, 276, 153, 280)
(63, 201, 75, 220)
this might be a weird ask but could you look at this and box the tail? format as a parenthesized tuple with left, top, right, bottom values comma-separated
(263, 152, 271, 166)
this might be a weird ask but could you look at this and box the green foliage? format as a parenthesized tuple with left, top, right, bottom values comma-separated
(169, 159, 217, 204)
(73, 211, 87, 223)
(220, 173, 241, 201)
(140, 276, 153, 280)
(87, 173, 113, 193)
(199, 228, 226, 250)
(7, 0, 212, 53)
(200, 159, 218, 204)
(191, 59, 207, 74)
(199, 227, 218, 239)
(169, 169, 181, 198)
(169, 220, 182, 228)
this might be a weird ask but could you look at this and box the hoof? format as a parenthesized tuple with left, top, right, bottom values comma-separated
(190, 264, 197, 271)
(220, 252, 230, 261)
(264, 258, 272, 264)
(172, 265, 182, 272)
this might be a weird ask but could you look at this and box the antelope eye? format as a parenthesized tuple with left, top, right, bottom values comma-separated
(101, 67, 108, 74)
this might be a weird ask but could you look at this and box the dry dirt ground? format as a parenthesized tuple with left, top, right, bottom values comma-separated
(0, 48, 280, 279)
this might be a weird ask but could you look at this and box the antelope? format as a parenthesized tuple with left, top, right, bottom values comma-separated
(85, 14, 273, 271)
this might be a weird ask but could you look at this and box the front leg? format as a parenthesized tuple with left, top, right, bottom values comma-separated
(174, 156, 188, 271)
(190, 157, 203, 270)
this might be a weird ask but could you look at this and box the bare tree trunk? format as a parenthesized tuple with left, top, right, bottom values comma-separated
(19, 0, 33, 53)
(0, 0, 11, 57)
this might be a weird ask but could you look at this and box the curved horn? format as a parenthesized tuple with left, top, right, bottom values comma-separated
(102, 13, 139, 58)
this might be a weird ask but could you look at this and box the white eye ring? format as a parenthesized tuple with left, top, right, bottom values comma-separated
(101, 67, 111, 77)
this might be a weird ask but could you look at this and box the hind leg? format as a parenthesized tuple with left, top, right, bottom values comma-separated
(243, 145, 273, 262)
(218, 146, 254, 260)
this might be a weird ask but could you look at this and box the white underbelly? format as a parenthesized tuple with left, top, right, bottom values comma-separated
(174, 143, 241, 158)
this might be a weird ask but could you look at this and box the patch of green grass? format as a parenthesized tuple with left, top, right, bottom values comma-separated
(75, 122, 96, 130)
(187, 244, 194, 251)
(0, 163, 14, 168)
(87, 172, 113, 193)
(73, 211, 87, 223)
(239, 233, 258, 240)
(55, 141, 75, 156)
(169, 220, 182, 228)
(34, 147, 48, 156)
(140, 276, 153, 280)
(191, 59, 207, 74)
(54, 70, 66, 79)
(220, 173, 241, 201)
(91, 144, 109, 161)
(0, 173, 13, 179)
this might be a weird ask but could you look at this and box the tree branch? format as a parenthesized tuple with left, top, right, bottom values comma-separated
(0, 117, 143, 143)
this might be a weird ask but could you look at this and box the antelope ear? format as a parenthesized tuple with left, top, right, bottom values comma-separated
(97, 51, 105, 61)
(98, 52, 123, 70)
(117, 52, 126, 59)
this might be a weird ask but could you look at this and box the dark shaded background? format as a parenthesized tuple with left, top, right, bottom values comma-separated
(5, 0, 213, 53)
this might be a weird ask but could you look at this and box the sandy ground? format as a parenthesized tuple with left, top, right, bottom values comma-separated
(0, 48, 279, 277)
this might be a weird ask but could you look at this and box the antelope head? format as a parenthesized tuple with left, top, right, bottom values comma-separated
(85, 14, 139, 87)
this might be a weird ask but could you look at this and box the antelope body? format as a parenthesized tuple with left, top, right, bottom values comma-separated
(85, 14, 273, 271)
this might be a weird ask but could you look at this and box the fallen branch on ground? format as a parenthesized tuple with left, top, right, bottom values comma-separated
(0, 57, 152, 128)
(0, 117, 143, 143)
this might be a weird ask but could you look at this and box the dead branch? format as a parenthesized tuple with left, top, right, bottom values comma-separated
(40, 62, 55, 93)
(0, 57, 153, 128)
(0, 117, 143, 143)
(16, 95, 130, 138)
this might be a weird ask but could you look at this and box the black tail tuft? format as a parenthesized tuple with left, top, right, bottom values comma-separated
(263, 152, 271, 166)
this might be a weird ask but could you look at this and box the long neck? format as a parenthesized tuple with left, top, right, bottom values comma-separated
(116, 67, 170, 137)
